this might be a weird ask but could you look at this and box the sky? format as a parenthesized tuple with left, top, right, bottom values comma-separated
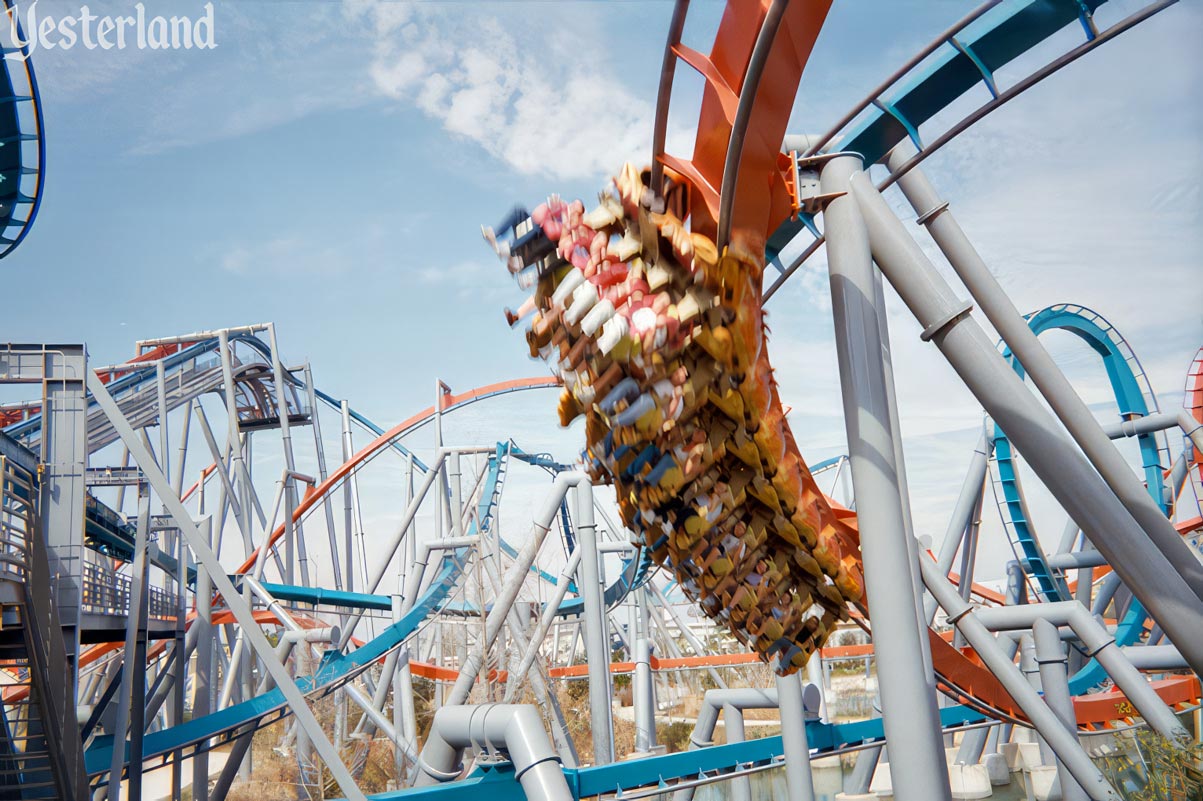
(2, 0, 1201, 586)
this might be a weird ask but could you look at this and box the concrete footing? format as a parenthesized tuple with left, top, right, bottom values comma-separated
(1026, 765, 1063, 801)
(984, 753, 1011, 785)
(1000, 741, 1042, 771)
(948, 763, 991, 799)
(868, 761, 892, 796)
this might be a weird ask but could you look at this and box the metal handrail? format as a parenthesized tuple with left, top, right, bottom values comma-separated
(715, 0, 790, 251)
(649, 0, 691, 202)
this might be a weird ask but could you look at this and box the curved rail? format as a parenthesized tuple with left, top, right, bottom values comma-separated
(990, 304, 1170, 692)
(991, 303, 1169, 604)
(764, 0, 1178, 294)
(0, 0, 45, 259)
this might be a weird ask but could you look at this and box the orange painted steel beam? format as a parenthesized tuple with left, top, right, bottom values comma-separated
(235, 376, 558, 575)
(682, 0, 832, 248)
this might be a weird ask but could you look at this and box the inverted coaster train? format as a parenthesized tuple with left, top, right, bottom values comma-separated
(0, 1, 1200, 800)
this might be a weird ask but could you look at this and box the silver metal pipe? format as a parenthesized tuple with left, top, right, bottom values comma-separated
(777, 673, 817, 801)
(1120, 645, 1188, 671)
(445, 473, 589, 708)
(920, 556, 1120, 800)
(415, 704, 571, 801)
(1034, 619, 1089, 801)
(845, 745, 881, 794)
(723, 702, 751, 801)
(86, 371, 369, 801)
(974, 603, 1188, 742)
(674, 689, 779, 801)
(476, 538, 578, 766)
(574, 478, 615, 764)
(633, 639, 657, 755)
(136, 324, 269, 348)
(1100, 411, 1180, 440)
(1177, 408, 1203, 452)
(888, 141, 1203, 603)
(339, 452, 448, 649)
(822, 153, 951, 800)
(1019, 633, 1056, 766)
(926, 429, 991, 623)
(1047, 551, 1108, 570)
(849, 170, 1203, 673)
(505, 549, 583, 703)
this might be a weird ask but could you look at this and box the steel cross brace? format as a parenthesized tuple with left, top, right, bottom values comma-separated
(85, 370, 369, 801)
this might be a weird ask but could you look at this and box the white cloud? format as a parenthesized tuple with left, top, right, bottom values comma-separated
(347, 0, 675, 182)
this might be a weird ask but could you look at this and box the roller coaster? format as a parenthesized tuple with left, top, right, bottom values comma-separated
(0, 0, 1199, 800)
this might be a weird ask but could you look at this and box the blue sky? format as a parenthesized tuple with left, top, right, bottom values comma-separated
(4, 0, 1202, 581)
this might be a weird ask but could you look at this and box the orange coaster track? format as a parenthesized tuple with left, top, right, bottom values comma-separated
(496, 0, 1200, 728)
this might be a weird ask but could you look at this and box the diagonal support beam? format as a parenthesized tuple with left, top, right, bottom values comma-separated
(86, 370, 368, 801)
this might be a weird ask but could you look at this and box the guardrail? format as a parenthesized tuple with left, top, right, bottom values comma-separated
(81, 561, 176, 621)
(0, 454, 35, 583)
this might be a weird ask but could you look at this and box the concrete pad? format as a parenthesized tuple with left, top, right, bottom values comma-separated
(984, 753, 1011, 786)
(1026, 765, 1063, 801)
(948, 763, 992, 799)
(869, 760, 892, 796)
(835, 794, 878, 801)
(1000, 741, 1042, 771)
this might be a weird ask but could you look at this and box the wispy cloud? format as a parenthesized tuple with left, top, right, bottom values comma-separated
(346, 0, 682, 182)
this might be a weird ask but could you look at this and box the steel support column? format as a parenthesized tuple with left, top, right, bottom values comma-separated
(848, 171, 1203, 673)
(821, 155, 951, 800)
(889, 143, 1203, 601)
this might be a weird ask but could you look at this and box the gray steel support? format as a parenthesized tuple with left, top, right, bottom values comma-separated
(266, 324, 310, 591)
(723, 703, 750, 801)
(462, 544, 577, 766)
(849, 171, 1203, 674)
(822, 154, 951, 801)
(647, 584, 727, 689)
(806, 654, 827, 723)
(1177, 409, 1203, 453)
(954, 721, 991, 767)
(216, 331, 254, 557)
(505, 550, 583, 703)
(392, 596, 417, 780)
(339, 452, 448, 649)
(170, 528, 188, 799)
(192, 517, 213, 801)
(302, 365, 342, 596)
(1019, 633, 1056, 766)
(1034, 619, 1089, 801)
(889, 143, 1203, 602)
(846, 746, 881, 794)
(108, 485, 151, 800)
(86, 371, 369, 801)
(12, 345, 90, 684)
(1120, 645, 1188, 671)
(633, 638, 657, 755)
(414, 704, 571, 801)
(776, 673, 816, 801)
(872, 255, 933, 675)
(674, 688, 779, 801)
(339, 401, 356, 596)
(921, 556, 1120, 800)
(573, 477, 615, 765)
(443, 473, 586, 709)
(974, 603, 1188, 742)
(926, 430, 991, 623)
